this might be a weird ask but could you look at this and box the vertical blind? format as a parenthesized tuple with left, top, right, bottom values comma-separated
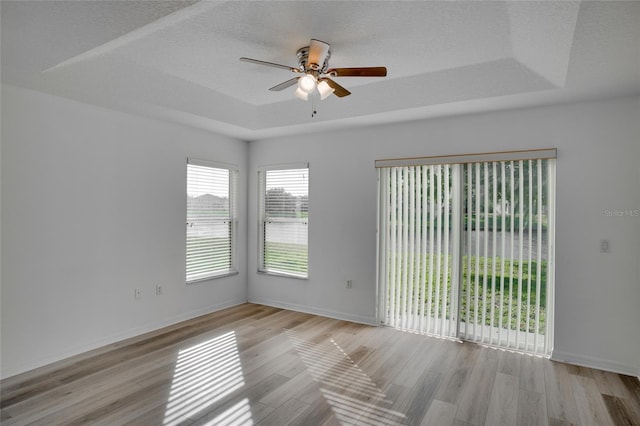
(459, 159, 554, 354)
(259, 165, 309, 278)
(377, 149, 555, 355)
(186, 160, 237, 282)
(378, 165, 460, 338)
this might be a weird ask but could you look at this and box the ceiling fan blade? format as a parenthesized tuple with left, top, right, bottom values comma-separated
(308, 39, 330, 69)
(269, 77, 299, 91)
(322, 78, 351, 98)
(326, 67, 387, 77)
(240, 57, 300, 73)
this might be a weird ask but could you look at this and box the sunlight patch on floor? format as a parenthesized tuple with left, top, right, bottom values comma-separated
(285, 329, 407, 425)
(163, 331, 249, 425)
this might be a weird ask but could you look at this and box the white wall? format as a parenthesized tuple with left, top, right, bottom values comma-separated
(248, 96, 640, 376)
(0, 85, 249, 378)
(2, 85, 638, 379)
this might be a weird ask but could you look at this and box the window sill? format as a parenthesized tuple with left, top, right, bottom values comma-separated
(187, 270, 239, 285)
(258, 270, 309, 281)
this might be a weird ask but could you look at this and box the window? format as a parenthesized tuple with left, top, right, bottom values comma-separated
(186, 159, 238, 282)
(259, 164, 309, 278)
(376, 149, 556, 355)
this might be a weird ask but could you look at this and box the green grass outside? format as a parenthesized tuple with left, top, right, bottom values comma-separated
(264, 242, 308, 275)
(186, 237, 308, 276)
(188, 236, 545, 334)
(264, 241, 308, 276)
(464, 214, 549, 231)
(387, 254, 547, 334)
(186, 236, 232, 274)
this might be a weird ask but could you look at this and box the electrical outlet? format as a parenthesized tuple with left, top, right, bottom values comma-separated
(156, 284, 163, 296)
(347, 280, 353, 289)
(600, 239, 610, 253)
(134, 288, 142, 299)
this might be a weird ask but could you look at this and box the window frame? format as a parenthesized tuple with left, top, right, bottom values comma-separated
(258, 163, 310, 279)
(186, 158, 239, 284)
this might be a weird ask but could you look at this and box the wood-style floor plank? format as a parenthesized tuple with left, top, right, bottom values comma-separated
(401, 370, 441, 425)
(258, 397, 310, 426)
(548, 417, 575, 426)
(544, 360, 581, 425)
(454, 347, 500, 425)
(565, 363, 595, 378)
(497, 349, 522, 376)
(601, 394, 640, 426)
(420, 399, 456, 426)
(484, 372, 519, 426)
(1, 303, 639, 426)
(435, 341, 479, 405)
(520, 354, 545, 394)
(592, 368, 636, 400)
(517, 389, 548, 426)
(570, 374, 615, 426)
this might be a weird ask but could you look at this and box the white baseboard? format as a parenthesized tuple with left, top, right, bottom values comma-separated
(552, 350, 640, 377)
(248, 297, 377, 326)
(1, 298, 247, 380)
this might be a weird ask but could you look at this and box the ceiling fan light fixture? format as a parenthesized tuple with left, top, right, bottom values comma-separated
(240, 38, 387, 103)
(298, 74, 317, 94)
(294, 87, 309, 101)
(317, 80, 335, 100)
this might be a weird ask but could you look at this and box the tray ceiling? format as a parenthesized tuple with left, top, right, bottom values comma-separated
(2, 1, 639, 140)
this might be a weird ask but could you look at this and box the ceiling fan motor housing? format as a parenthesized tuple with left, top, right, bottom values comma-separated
(296, 46, 331, 73)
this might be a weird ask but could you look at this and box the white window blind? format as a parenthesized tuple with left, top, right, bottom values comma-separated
(377, 150, 555, 356)
(378, 165, 460, 338)
(186, 159, 237, 283)
(259, 165, 309, 278)
(459, 159, 555, 354)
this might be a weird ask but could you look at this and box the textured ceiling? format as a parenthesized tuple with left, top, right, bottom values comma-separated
(2, 1, 639, 140)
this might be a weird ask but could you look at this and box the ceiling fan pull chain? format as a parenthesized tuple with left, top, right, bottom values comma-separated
(311, 96, 317, 118)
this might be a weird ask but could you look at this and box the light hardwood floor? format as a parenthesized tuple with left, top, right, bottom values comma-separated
(1, 303, 639, 425)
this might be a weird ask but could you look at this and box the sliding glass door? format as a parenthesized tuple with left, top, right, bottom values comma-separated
(377, 165, 460, 338)
(459, 159, 555, 354)
(377, 151, 555, 355)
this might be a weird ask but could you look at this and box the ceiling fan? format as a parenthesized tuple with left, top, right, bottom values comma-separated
(240, 39, 387, 101)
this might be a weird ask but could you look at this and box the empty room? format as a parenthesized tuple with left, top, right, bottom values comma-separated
(1, 1, 639, 425)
